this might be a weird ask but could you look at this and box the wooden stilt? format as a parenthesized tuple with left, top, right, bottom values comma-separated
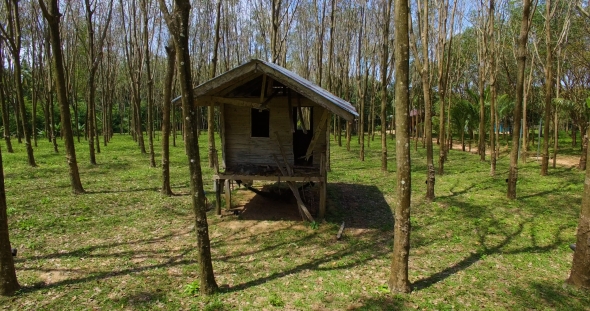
(215, 179, 222, 215)
(272, 154, 314, 222)
(224, 179, 231, 210)
(319, 152, 327, 219)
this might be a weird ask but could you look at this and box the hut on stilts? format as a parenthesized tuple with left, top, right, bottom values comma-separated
(191, 59, 358, 221)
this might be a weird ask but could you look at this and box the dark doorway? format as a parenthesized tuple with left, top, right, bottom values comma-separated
(251, 108, 270, 137)
(293, 106, 313, 166)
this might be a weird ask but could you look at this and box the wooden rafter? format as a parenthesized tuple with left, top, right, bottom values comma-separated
(304, 109, 330, 160)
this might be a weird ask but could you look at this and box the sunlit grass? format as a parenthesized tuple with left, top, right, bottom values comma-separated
(0, 132, 588, 310)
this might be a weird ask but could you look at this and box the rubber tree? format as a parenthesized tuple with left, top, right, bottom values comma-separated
(409, 0, 435, 200)
(389, 0, 411, 294)
(40, 0, 85, 195)
(157, 0, 219, 295)
(507, 0, 535, 199)
(0, 0, 36, 167)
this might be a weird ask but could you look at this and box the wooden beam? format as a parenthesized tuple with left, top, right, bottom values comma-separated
(213, 174, 322, 182)
(219, 103, 226, 169)
(260, 73, 267, 103)
(304, 109, 330, 160)
(201, 96, 263, 109)
(297, 95, 307, 134)
(287, 89, 295, 133)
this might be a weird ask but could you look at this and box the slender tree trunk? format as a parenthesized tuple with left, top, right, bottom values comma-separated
(40, 0, 85, 194)
(541, 0, 553, 176)
(357, 5, 365, 161)
(0, 49, 13, 153)
(381, 0, 391, 172)
(552, 49, 562, 169)
(162, 40, 175, 196)
(208, 0, 222, 168)
(141, 0, 156, 168)
(579, 134, 587, 171)
(410, 0, 435, 201)
(389, 0, 411, 294)
(567, 126, 590, 289)
(4, 0, 35, 166)
(0, 143, 19, 296)
(158, 0, 218, 295)
(488, 0, 497, 176)
(507, 0, 533, 199)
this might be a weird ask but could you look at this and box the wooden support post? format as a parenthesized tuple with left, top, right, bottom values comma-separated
(287, 89, 295, 133)
(272, 154, 314, 222)
(319, 152, 327, 219)
(215, 179, 222, 215)
(305, 109, 330, 160)
(224, 179, 231, 210)
(297, 95, 307, 134)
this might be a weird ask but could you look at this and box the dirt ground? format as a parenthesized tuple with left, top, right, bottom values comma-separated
(430, 139, 581, 168)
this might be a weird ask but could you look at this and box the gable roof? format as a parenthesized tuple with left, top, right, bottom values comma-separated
(188, 59, 358, 121)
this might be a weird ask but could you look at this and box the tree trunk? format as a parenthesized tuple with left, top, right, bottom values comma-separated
(507, 0, 533, 199)
(357, 6, 365, 161)
(0, 50, 13, 153)
(40, 0, 85, 194)
(567, 127, 590, 289)
(541, 0, 553, 176)
(579, 135, 587, 171)
(381, 0, 391, 172)
(0, 144, 19, 296)
(389, 0, 411, 294)
(141, 0, 156, 168)
(5, 0, 35, 166)
(158, 0, 218, 295)
(208, 0, 222, 169)
(162, 40, 175, 196)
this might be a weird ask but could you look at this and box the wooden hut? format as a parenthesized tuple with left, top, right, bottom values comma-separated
(193, 59, 358, 221)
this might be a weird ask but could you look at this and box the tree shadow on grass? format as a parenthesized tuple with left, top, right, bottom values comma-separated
(328, 183, 393, 231)
(348, 295, 409, 311)
(412, 196, 570, 291)
(508, 282, 590, 310)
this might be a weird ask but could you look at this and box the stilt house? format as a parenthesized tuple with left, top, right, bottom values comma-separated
(193, 59, 358, 221)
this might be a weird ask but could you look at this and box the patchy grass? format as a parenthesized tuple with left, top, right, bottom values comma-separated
(1, 133, 588, 310)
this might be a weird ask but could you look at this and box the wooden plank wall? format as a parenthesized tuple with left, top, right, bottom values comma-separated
(223, 96, 327, 169)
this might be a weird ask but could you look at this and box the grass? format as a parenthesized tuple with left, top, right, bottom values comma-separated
(1, 132, 589, 310)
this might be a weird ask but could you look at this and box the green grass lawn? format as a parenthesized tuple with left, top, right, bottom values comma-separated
(1, 133, 588, 310)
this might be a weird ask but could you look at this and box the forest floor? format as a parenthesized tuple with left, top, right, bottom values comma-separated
(1, 132, 589, 310)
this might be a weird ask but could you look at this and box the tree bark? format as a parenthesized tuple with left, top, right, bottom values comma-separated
(410, 0, 435, 201)
(0, 144, 19, 296)
(141, 0, 156, 168)
(579, 135, 588, 171)
(158, 0, 218, 295)
(381, 0, 392, 172)
(567, 127, 590, 289)
(208, 0, 222, 169)
(541, 0, 553, 176)
(507, 0, 533, 199)
(389, 0, 411, 294)
(162, 40, 175, 196)
(0, 48, 13, 153)
(2, 0, 36, 166)
(40, 0, 85, 194)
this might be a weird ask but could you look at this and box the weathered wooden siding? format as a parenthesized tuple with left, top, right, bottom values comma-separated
(222, 96, 327, 169)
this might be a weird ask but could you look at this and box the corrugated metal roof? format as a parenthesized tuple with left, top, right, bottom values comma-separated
(257, 60, 358, 117)
(179, 59, 358, 120)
